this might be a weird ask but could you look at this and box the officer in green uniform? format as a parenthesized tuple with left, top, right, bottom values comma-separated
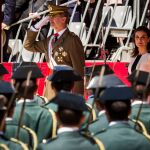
(95, 86, 150, 150)
(0, 80, 36, 149)
(43, 65, 82, 111)
(38, 91, 104, 150)
(84, 65, 114, 126)
(0, 92, 28, 150)
(85, 64, 113, 103)
(128, 70, 150, 134)
(12, 62, 46, 106)
(84, 73, 124, 132)
(12, 63, 56, 143)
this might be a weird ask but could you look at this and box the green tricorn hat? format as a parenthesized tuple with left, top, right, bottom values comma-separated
(48, 4, 68, 16)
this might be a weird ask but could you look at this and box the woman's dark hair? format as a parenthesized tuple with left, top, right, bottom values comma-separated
(131, 26, 150, 57)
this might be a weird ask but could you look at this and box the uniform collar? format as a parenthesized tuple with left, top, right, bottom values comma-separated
(109, 121, 128, 127)
(54, 28, 67, 39)
(57, 127, 79, 134)
(17, 98, 36, 104)
(132, 100, 149, 106)
(88, 95, 94, 99)
(98, 110, 106, 117)
(6, 117, 13, 121)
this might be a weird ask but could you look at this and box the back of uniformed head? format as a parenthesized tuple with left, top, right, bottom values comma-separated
(52, 91, 87, 126)
(99, 87, 134, 121)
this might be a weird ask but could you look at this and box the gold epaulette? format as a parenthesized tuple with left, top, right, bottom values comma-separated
(0, 144, 10, 150)
(22, 125, 38, 150)
(81, 131, 105, 150)
(86, 103, 97, 121)
(47, 109, 57, 138)
(36, 94, 48, 104)
(39, 96, 49, 103)
(10, 138, 29, 150)
(131, 119, 150, 141)
(93, 137, 105, 150)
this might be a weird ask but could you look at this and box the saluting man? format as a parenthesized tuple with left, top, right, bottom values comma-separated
(24, 4, 85, 98)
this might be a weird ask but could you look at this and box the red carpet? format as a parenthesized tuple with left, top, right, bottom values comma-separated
(2, 62, 130, 96)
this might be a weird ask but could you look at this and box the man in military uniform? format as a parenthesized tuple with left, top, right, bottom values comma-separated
(43, 65, 82, 110)
(38, 91, 104, 150)
(95, 86, 150, 150)
(0, 89, 28, 150)
(86, 73, 124, 133)
(0, 80, 37, 149)
(24, 4, 84, 98)
(12, 63, 56, 143)
(128, 70, 150, 134)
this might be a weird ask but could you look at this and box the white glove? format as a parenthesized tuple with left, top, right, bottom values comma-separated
(29, 12, 41, 21)
(34, 16, 50, 30)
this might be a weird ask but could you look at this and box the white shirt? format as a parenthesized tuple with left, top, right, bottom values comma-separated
(98, 110, 106, 117)
(132, 100, 149, 106)
(128, 53, 150, 74)
(57, 127, 79, 134)
(17, 98, 36, 104)
(6, 117, 13, 121)
(54, 28, 67, 39)
(48, 28, 67, 69)
(109, 121, 128, 126)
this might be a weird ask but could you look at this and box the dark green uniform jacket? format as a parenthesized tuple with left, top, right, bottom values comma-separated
(13, 99, 53, 142)
(130, 101, 150, 134)
(37, 130, 100, 150)
(0, 134, 22, 150)
(43, 101, 57, 112)
(5, 119, 33, 147)
(95, 122, 150, 150)
(89, 111, 108, 134)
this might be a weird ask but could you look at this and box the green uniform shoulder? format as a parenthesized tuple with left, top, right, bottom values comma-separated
(94, 128, 107, 136)
(42, 136, 58, 144)
(10, 138, 29, 150)
(80, 130, 97, 144)
(90, 118, 99, 124)
(80, 130, 105, 150)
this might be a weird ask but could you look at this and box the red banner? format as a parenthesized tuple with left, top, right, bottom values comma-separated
(2, 62, 130, 96)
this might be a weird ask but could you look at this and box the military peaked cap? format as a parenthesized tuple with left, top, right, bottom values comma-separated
(99, 86, 134, 102)
(12, 62, 44, 79)
(87, 74, 124, 89)
(47, 65, 82, 82)
(52, 91, 88, 111)
(48, 4, 68, 16)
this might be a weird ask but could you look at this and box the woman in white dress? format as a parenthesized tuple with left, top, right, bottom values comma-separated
(128, 26, 150, 74)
